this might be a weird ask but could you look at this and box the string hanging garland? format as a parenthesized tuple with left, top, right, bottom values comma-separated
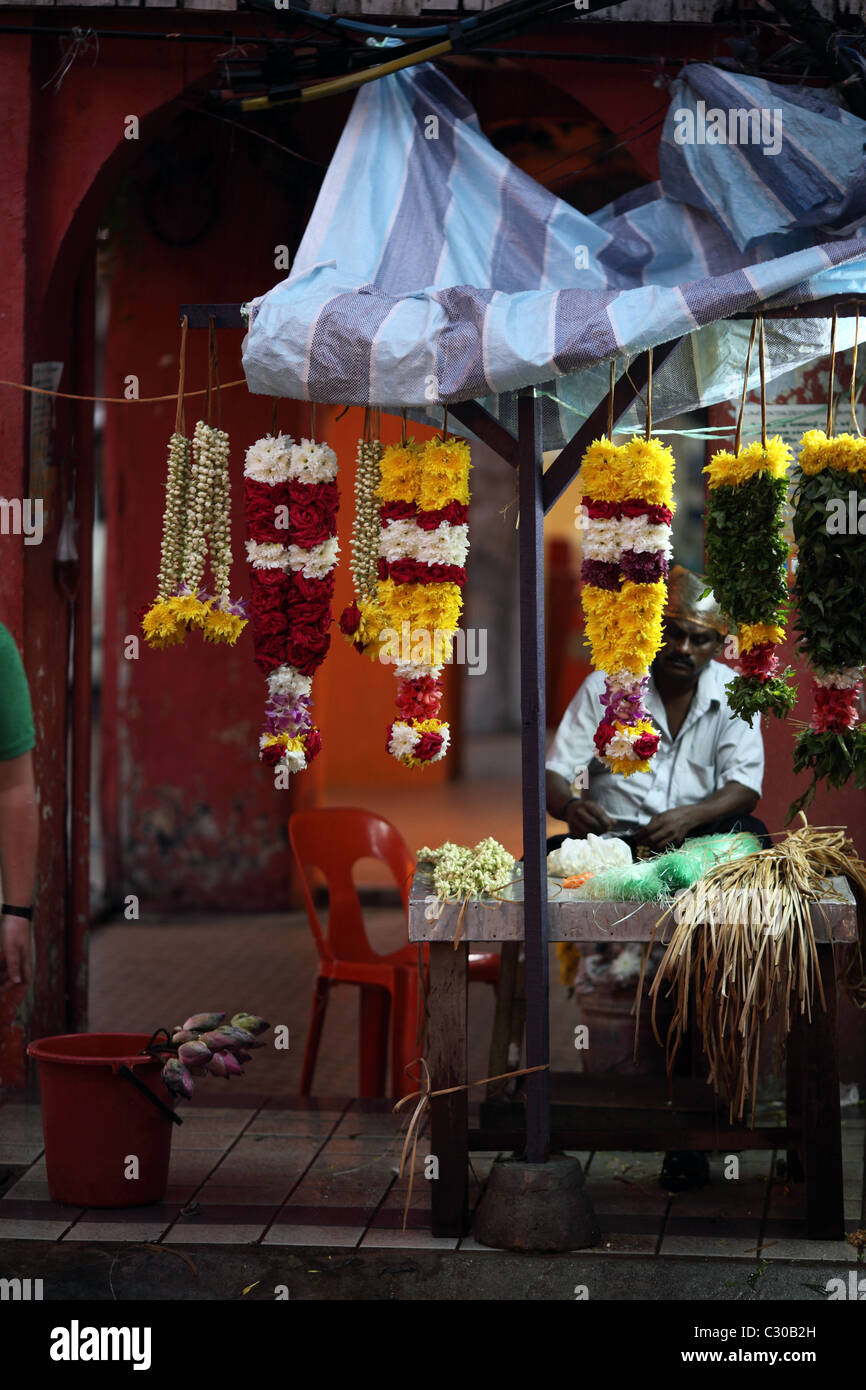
(142, 319, 247, 649)
(703, 317, 797, 721)
(579, 357, 675, 776)
(243, 423, 339, 778)
(790, 311, 866, 814)
(341, 417, 471, 768)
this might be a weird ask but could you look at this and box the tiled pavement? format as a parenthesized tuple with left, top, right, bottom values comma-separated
(1, 1096, 863, 1259)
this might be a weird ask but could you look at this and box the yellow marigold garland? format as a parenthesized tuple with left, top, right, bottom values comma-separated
(579, 434, 675, 776)
(341, 433, 471, 767)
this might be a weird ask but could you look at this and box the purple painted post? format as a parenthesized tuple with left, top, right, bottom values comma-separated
(517, 391, 550, 1163)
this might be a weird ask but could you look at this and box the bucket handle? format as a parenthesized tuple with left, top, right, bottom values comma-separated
(118, 1064, 184, 1127)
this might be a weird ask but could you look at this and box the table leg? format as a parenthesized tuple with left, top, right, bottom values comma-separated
(785, 1005, 805, 1184)
(486, 941, 519, 1102)
(801, 943, 844, 1239)
(428, 941, 469, 1238)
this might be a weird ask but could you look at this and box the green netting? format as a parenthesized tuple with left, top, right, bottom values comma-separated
(575, 832, 763, 902)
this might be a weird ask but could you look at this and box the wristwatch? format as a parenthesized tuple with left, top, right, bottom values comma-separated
(1, 904, 34, 920)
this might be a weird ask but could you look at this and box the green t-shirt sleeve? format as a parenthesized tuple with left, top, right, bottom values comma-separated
(0, 623, 35, 760)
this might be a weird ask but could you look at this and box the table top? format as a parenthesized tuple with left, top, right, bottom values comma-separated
(408, 866, 858, 944)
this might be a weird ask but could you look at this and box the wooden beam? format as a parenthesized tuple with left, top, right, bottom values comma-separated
(447, 398, 518, 468)
(179, 303, 246, 329)
(541, 336, 683, 513)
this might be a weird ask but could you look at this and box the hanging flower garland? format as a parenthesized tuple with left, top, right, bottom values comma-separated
(789, 318, 866, 813)
(703, 318, 796, 721)
(142, 320, 247, 649)
(339, 412, 383, 641)
(579, 359, 675, 776)
(341, 418, 470, 767)
(243, 425, 339, 778)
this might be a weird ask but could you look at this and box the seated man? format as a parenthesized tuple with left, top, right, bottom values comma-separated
(546, 566, 769, 852)
(545, 567, 768, 1193)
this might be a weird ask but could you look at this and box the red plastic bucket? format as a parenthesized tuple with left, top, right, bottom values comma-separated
(27, 1033, 178, 1207)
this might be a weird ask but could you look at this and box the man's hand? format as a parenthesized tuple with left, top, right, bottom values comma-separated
(0, 913, 31, 991)
(566, 799, 615, 838)
(637, 806, 701, 851)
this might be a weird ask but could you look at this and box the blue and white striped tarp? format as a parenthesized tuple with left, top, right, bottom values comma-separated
(242, 62, 866, 449)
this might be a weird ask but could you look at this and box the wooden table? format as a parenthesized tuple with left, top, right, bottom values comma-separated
(409, 868, 859, 1240)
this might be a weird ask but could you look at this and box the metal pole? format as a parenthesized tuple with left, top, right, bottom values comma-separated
(517, 390, 550, 1163)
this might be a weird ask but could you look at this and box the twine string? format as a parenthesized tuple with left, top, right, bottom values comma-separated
(401, 408, 407, 446)
(758, 315, 767, 450)
(645, 345, 653, 441)
(271, 398, 279, 437)
(852, 307, 863, 437)
(174, 316, 188, 437)
(827, 307, 838, 436)
(607, 359, 615, 442)
(734, 317, 758, 456)
(393, 1058, 550, 1229)
(205, 317, 215, 428)
(442, 406, 449, 441)
(0, 378, 247, 405)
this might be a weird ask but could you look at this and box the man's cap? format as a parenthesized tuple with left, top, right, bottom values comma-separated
(664, 565, 728, 636)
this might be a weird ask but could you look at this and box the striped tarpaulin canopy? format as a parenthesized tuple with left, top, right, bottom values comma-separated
(242, 62, 866, 448)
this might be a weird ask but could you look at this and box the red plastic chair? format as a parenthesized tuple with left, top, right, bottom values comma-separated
(289, 807, 500, 1100)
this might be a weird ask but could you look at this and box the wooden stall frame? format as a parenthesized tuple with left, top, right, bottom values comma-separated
(181, 296, 866, 1232)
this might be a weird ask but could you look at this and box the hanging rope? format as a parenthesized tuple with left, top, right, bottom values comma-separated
(174, 315, 188, 437)
(758, 314, 767, 450)
(827, 307, 838, 437)
(607, 359, 615, 442)
(734, 317, 758, 456)
(644, 346, 653, 442)
(851, 307, 862, 438)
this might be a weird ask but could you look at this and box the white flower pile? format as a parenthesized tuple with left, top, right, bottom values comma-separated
(547, 834, 633, 878)
(379, 520, 469, 567)
(244, 433, 294, 485)
(387, 721, 450, 764)
(288, 438, 338, 484)
(579, 510, 672, 563)
(417, 837, 515, 901)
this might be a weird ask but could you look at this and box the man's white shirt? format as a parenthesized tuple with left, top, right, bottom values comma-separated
(546, 661, 764, 827)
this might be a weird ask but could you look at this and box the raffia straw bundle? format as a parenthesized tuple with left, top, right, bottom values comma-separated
(636, 816, 866, 1124)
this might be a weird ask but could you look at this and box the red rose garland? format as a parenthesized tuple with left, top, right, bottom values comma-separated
(243, 432, 339, 776)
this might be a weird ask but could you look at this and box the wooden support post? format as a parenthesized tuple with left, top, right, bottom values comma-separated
(428, 942, 469, 1237)
(517, 392, 550, 1164)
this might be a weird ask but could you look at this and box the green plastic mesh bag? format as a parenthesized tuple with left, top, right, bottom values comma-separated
(576, 832, 762, 902)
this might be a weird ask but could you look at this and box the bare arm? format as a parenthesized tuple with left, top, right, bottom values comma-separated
(638, 780, 759, 851)
(545, 768, 614, 837)
(0, 750, 38, 989)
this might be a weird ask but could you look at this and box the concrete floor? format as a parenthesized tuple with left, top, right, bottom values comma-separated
(1, 908, 864, 1297)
